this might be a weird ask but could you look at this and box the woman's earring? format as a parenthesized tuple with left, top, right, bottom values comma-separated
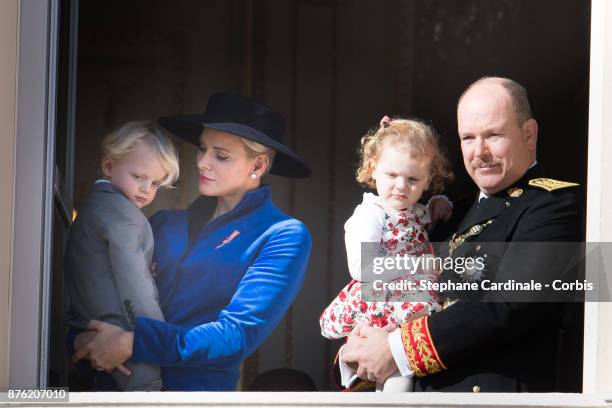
(250, 172, 258, 180)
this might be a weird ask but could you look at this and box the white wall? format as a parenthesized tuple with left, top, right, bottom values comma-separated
(584, 0, 612, 395)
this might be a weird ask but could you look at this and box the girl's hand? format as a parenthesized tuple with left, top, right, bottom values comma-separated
(72, 320, 134, 375)
(428, 195, 453, 223)
(379, 115, 392, 128)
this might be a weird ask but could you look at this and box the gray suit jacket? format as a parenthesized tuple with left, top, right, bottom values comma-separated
(64, 181, 163, 390)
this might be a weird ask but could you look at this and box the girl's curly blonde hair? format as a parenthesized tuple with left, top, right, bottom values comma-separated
(356, 118, 453, 194)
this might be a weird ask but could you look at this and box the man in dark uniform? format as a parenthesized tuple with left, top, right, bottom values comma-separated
(341, 77, 583, 392)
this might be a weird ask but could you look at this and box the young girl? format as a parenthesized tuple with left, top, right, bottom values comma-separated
(65, 121, 179, 390)
(320, 116, 453, 391)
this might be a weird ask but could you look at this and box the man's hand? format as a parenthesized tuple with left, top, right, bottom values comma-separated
(341, 322, 368, 372)
(72, 320, 133, 375)
(341, 325, 398, 383)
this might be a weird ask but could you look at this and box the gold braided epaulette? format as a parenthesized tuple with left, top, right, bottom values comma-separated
(528, 178, 579, 192)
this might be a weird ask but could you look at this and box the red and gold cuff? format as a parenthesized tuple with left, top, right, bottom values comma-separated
(400, 316, 447, 377)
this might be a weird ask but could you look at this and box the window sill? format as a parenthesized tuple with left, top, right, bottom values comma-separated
(19, 391, 610, 408)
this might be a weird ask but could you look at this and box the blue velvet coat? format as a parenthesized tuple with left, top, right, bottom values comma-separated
(131, 186, 311, 390)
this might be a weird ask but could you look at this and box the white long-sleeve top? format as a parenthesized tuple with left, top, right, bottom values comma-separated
(344, 193, 432, 282)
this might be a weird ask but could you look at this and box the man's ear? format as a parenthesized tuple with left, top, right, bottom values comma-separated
(101, 157, 113, 178)
(522, 118, 538, 152)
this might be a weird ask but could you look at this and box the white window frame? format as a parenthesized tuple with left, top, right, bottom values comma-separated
(9, 0, 612, 405)
(10, 0, 57, 389)
(583, 0, 612, 400)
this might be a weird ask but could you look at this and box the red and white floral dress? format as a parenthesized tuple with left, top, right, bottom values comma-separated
(320, 193, 442, 339)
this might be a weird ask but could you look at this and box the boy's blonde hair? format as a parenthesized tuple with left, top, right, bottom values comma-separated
(101, 121, 179, 187)
(356, 118, 453, 194)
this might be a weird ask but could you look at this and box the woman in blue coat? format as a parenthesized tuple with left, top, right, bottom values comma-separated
(73, 93, 312, 390)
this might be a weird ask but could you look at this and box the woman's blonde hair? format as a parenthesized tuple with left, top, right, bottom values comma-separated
(356, 118, 453, 193)
(101, 121, 179, 187)
(240, 138, 276, 174)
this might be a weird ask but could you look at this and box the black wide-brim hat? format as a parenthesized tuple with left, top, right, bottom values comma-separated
(158, 93, 311, 178)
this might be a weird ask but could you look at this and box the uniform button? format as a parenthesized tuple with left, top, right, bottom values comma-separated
(475, 245, 481, 251)
(505, 201, 511, 207)
(472, 385, 481, 393)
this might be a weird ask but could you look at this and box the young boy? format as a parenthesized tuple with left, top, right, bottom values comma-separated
(64, 121, 179, 390)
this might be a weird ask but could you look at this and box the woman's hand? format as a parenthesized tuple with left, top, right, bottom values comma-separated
(74, 330, 97, 352)
(72, 320, 134, 375)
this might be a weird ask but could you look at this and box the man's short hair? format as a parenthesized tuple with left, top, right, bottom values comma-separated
(458, 77, 533, 124)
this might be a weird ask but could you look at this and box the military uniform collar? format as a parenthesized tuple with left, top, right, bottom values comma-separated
(456, 163, 544, 235)
(457, 194, 505, 234)
(476, 161, 539, 202)
(507, 161, 545, 191)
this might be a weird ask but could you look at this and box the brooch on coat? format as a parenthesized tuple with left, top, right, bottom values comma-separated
(507, 187, 523, 197)
(216, 230, 240, 249)
(448, 219, 494, 256)
(460, 252, 488, 282)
